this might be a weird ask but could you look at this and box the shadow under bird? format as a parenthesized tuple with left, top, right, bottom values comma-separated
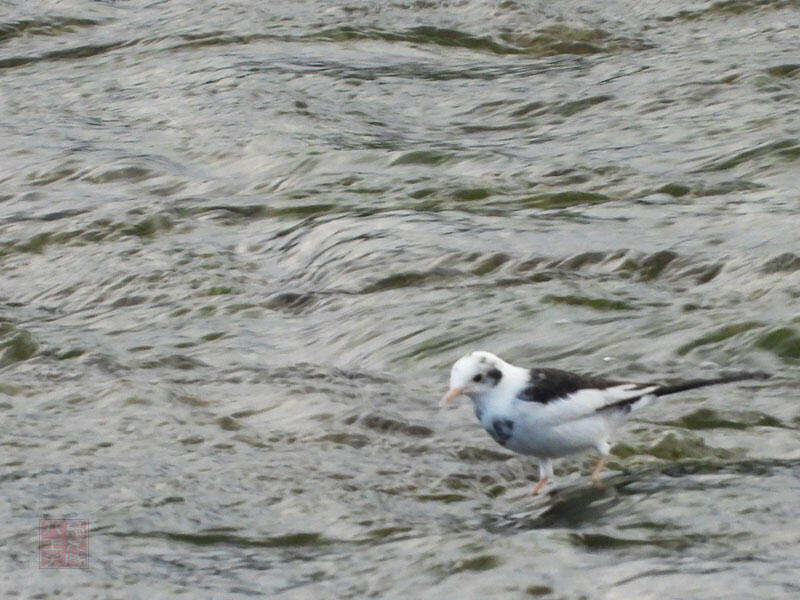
(440, 350, 771, 495)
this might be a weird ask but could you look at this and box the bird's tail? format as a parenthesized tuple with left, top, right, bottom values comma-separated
(600, 370, 770, 414)
(652, 371, 771, 397)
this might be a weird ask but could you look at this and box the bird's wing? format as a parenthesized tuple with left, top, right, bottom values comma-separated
(509, 366, 770, 427)
(513, 368, 658, 425)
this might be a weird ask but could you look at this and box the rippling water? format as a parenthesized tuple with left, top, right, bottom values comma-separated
(2, 0, 799, 597)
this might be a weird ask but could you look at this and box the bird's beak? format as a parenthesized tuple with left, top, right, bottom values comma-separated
(440, 387, 464, 406)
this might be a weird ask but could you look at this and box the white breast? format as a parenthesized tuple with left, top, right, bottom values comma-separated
(505, 413, 612, 457)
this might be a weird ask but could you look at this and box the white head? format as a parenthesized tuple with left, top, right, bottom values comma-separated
(440, 350, 506, 405)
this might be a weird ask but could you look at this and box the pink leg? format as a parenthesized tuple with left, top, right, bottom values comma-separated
(531, 458, 553, 495)
(530, 477, 549, 495)
(592, 456, 607, 486)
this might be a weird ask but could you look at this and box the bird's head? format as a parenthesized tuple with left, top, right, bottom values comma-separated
(440, 350, 505, 405)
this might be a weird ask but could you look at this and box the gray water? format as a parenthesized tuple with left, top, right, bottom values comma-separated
(2, 0, 799, 598)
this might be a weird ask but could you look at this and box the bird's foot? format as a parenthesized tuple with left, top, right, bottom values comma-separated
(530, 477, 549, 495)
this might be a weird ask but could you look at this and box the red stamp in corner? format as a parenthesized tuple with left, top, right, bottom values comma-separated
(39, 519, 89, 569)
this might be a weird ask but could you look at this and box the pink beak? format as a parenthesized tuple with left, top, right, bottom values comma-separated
(440, 387, 464, 406)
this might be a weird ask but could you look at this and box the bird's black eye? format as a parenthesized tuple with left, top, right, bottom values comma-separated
(472, 374, 483, 382)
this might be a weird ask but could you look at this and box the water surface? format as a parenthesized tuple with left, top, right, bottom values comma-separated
(1, 0, 799, 598)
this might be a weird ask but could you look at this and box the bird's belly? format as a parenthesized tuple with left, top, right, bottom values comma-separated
(500, 416, 610, 458)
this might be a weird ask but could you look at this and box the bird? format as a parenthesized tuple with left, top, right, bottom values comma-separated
(440, 350, 770, 495)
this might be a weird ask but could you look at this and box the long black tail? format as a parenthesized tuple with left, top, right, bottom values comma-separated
(653, 371, 771, 397)
(599, 370, 771, 414)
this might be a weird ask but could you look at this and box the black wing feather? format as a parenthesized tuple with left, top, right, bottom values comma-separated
(517, 367, 771, 412)
(516, 368, 624, 404)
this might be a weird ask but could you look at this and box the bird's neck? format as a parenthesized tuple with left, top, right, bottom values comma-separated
(470, 362, 528, 420)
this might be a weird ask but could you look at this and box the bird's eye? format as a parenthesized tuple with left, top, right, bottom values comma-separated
(472, 374, 483, 382)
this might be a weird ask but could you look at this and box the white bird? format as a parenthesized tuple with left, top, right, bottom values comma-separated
(441, 350, 770, 495)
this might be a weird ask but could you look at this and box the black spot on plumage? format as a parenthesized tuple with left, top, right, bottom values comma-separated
(489, 418, 514, 446)
(486, 367, 502, 385)
(517, 368, 622, 404)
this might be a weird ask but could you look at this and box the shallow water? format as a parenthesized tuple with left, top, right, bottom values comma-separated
(1, 0, 799, 597)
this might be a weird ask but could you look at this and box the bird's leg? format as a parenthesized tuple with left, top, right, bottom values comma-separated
(530, 477, 549, 495)
(591, 441, 611, 487)
(591, 456, 607, 487)
(531, 458, 553, 495)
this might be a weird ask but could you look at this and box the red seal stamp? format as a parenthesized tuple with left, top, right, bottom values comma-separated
(39, 519, 89, 569)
